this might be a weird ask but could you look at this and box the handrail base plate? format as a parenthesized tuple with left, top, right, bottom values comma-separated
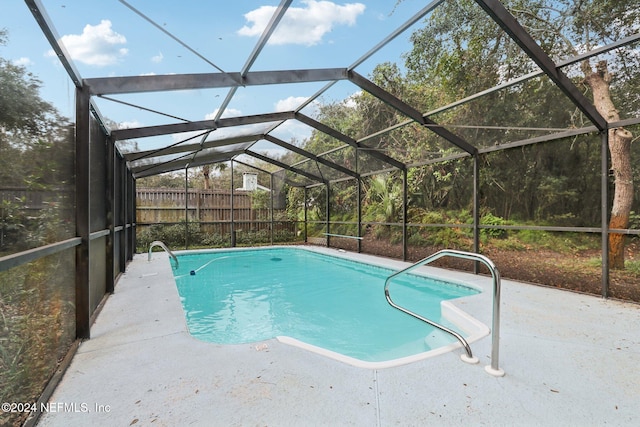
(461, 354, 479, 364)
(485, 365, 506, 377)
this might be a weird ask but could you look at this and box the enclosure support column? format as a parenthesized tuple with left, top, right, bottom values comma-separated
(122, 163, 128, 263)
(128, 170, 135, 261)
(325, 183, 330, 246)
(402, 168, 408, 262)
(75, 85, 91, 339)
(304, 187, 308, 243)
(601, 131, 610, 298)
(473, 153, 481, 274)
(270, 173, 274, 245)
(356, 149, 362, 253)
(124, 167, 136, 261)
(106, 136, 115, 294)
(118, 155, 126, 272)
(185, 165, 189, 250)
(231, 161, 236, 247)
(357, 178, 362, 253)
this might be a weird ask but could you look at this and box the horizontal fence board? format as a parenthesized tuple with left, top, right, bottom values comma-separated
(136, 187, 269, 225)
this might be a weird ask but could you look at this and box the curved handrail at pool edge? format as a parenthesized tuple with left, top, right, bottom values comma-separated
(148, 240, 179, 268)
(384, 249, 504, 377)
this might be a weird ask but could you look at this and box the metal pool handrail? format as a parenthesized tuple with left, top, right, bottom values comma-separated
(384, 249, 504, 377)
(148, 240, 179, 268)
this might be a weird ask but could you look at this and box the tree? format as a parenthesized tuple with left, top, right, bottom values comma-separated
(1, 28, 73, 188)
(0, 33, 56, 139)
(403, 0, 640, 268)
(0, 29, 75, 250)
(585, 60, 633, 267)
(567, 1, 640, 268)
(202, 165, 211, 190)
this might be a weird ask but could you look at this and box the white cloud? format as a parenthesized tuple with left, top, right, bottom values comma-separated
(51, 20, 128, 66)
(205, 108, 243, 120)
(272, 119, 313, 143)
(151, 52, 164, 63)
(238, 0, 366, 46)
(275, 96, 309, 112)
(342, 92, 360, 108)
(116, 120, 143, 129)
(271, 96, 318, 142)
(13, 57, 33, 67)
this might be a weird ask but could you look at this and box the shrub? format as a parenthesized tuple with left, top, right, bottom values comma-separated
(407, 230, 428, 246)
(201, 232, 227, 247)
(136, 223, 200, 252)
(480, 213, 507, 239)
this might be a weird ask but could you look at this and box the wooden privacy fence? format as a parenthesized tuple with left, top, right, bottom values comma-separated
(136, 187, 270, 230)
(0, 186, 73, 210)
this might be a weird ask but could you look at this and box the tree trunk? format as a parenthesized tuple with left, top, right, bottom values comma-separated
(584, 60, 634, 269)
(202, 165, 210, 190)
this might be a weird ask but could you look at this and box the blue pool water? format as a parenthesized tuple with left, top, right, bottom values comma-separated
(172, 247, 479, 364)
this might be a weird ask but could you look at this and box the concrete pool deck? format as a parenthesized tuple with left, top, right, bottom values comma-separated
(38, 247, 640, 426)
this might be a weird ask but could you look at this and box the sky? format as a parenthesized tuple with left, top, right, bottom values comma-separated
(2, 0, 430, 156)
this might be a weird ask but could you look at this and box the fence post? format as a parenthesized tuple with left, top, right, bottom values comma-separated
(231, 161, 236, 247)
(270, 173, 274, 245)
(185, 165, 189, 250)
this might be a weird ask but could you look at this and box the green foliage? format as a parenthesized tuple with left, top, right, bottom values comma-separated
(430, 227, 464, 247)
(0, 58, 56, 135)
(0, 30, 78, 425)
(136, 222, 299, 252)
(624, 259, 640, 275)
(407, 230, 428, 246)
(0, 197, 27, 250)
(371, 224, 389, 240)
(409, 208, 472, 226)
(286, 187, 305, 221)
(389, 230, 404, 245)
(137, 223, 192, 251)
(137, 173, 187, 189)
(512, 230, 598, 253)
(584, 256, 640, 274)
(251, 190, 270, 210)
(236, 229, 270, 246)
(0, 32, 76, 254)
(273, 229, 298, 243)
(200, 232, 228, 248)
(362, 174, 403, 223)
(535, 176, 579, 221)
(0, 252, 75, 426)
(488, 236, 527, 251)
(406, 208, 476, 248)
(1, 196, 74, 254)
(407, 160, 464, 210)
(629, 211, 640, 230)
(480, 213, 508, 239)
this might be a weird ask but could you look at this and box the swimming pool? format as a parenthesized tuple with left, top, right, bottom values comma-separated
(172, 247, 488, 368)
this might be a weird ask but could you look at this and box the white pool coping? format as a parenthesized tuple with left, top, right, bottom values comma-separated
(37, 246, 640, 427)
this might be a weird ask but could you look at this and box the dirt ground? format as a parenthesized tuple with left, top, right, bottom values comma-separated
(319, 236, 640, 303)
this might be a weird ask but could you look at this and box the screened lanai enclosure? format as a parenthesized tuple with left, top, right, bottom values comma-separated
(1, 0, 640, 424)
